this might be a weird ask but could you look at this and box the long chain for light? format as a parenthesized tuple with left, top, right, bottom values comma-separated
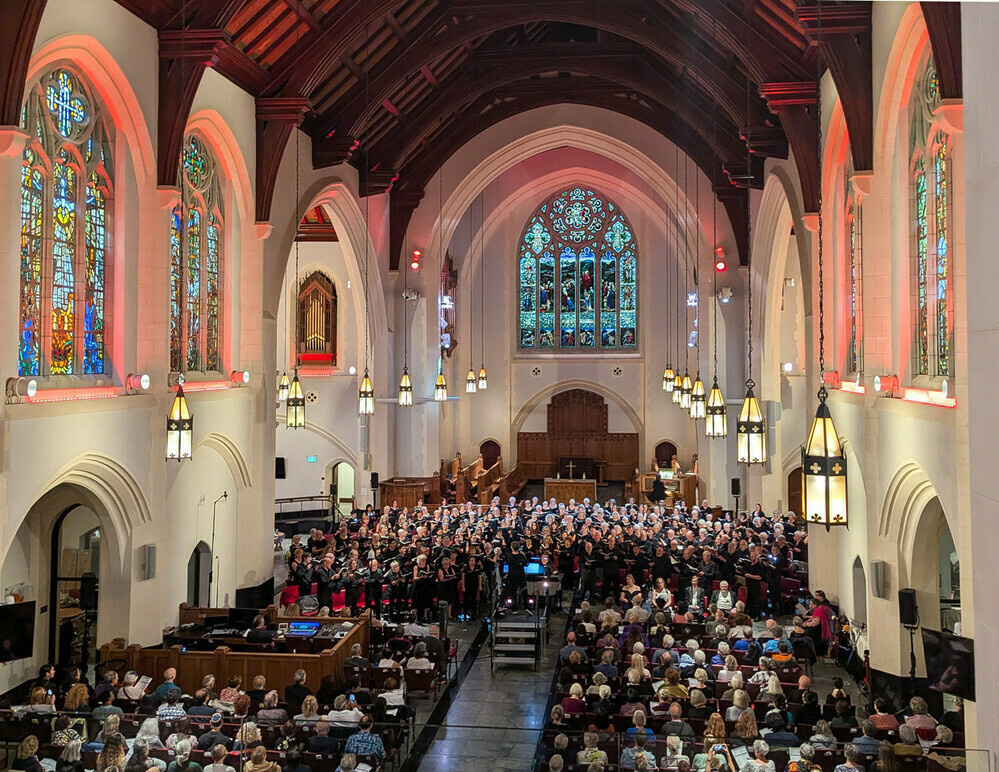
(816, 2, 826, 400)
(465, 193, 476, 393)
(358, 21, 375, 416)
(478, 191, 488, 389)
(672, 142, 683, 404)
(745, 72, 754, 392)
(712, 108, 719, 377)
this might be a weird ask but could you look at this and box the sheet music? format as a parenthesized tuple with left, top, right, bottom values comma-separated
(731, 746, 751, 769)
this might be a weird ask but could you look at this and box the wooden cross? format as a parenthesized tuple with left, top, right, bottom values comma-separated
(566, 460, 576, 478)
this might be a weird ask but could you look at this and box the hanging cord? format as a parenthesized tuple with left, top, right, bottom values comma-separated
(712, 102, 719, 378)
(745, 70, 754, 391)
(684, 147, 691, 373)
(674, 142, 681, 365)
(816, 1, 827, 401)
(179, 0, 188, 374)
(479, 191, 485, 369)
(439, 160, 444, 371)
(694, 146, 700, 378)
(403, 230, 408, 368)
(293, 14, 304, 372)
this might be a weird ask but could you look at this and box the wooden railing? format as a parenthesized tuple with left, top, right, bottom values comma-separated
(100, 617, 369, 694)
(474, 457, 504, 504)
(440, 452, 462, 482)
(498, 463, 527, 501)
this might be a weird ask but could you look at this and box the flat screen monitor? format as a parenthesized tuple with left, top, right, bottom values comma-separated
(524, 559, 546, 577)
(228, 607, 258, 629)
(287, 621, 320, 637)
(921, 628, 975, 701)
(0, 602, 35, 663)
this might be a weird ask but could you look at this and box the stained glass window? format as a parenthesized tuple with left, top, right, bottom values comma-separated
(519, 187, 637, 350)
(18, 68, 111, 377)
(846, 197, 863, 374)
(910, 61, 953, 379)
(934, 137, 950, 376)
(170, 134, 224, 372)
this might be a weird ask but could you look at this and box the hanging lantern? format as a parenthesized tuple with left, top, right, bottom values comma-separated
(277, 372, 290, 402)
(689, 375, 706, 420)
(166, 377, 193, 461)
(397, 367, 413, 407)
(358, 369, 375, 415)
(737, 382, 766, 464)
(465, 367, 477, 393)
(802, 396, 847, 529)
(672, 371, 683, 404)
(663, 365, 675, 392)
(478, 365, 488, 390)
(434, 370, 448, 402)
(705, 378, 728, 438)
(287, 371, 306, 427)
(679, 371, 693, 410)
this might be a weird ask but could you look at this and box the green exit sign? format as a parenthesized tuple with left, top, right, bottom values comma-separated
(306, 455, 317, 463)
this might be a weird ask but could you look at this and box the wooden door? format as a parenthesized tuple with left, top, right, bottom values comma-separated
(480, 440, 500, 469)
(787, 466, 803, 518)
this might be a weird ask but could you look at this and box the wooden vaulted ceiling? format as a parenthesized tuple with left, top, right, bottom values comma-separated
(0, 1, 962, 267)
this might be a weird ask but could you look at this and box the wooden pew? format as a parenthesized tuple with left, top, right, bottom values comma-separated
(498, 463, 527, 501)
(475, 456, 504, 504)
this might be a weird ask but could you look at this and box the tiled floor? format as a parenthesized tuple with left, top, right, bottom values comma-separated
(415, 615, 565, 772)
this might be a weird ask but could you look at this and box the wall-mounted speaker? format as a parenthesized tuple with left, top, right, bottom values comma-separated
(276, 457, 286, 479)
(370, 472, 379, 488)
(871, 560, 888, 599)
(731, 478, 742, 497)
(898, 587, 918, 627)
(138, 544, 156, 581)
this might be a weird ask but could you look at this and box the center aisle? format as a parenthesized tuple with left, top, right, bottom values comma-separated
(415, 613, 564, 771)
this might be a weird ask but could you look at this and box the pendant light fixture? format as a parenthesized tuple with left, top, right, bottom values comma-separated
(477, 193, 488, 390)
(663, 161, 675, 393)
(803, 3, 847, 529)
(465, 199, 476, 393)
(689, 151, 706, 421)
(167, 0, 194, 460)
(287, 19, 305, 429)
(737, 71, 766, 464)
(359, 32, 374, 416)
(706, 98, 728, 438)
(398, 236, 413, 407)
(434, 165, 448, 402)
(277, 372, 290, 401)
(679, 150, 692, 412)
(166, 375, 193, 461)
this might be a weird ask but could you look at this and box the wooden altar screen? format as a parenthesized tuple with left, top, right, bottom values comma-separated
(517, 389, 638, 481)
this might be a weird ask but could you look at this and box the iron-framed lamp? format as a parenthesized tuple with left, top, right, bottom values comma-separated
(689, 374, 706, 420)
(287, 370, 305, 427)
(358, 369, 375, 415)
(679, 371, 692, 411)
(737, 380, 766, 464)
(434, 370, 448, 402)
(397, 367, 413, 406)
(705, 377, 727, 438)
(277, 372, 290, 401)
(465, 367, 477, 393)
(166, 376, 193, 461)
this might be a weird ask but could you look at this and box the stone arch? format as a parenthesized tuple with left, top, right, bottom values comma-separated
(511, 379, 644, 441)
(875, 5, 931, 161)
(267, 177, 388, 350)
(187, 110, 255, 237)
(275, 413, 362, 471)
(756, 167, 811, 404)
(194, 432, 252, 490)
(26, 35, 156, 190)
(422, 117, 719, 284)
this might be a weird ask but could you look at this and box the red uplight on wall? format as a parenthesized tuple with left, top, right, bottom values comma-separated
(714, 246, 727, 272)
(410, 249, 422, 271)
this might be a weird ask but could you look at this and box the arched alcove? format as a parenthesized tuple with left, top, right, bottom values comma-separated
(852, 556, 868, 625)
(187, 541, 211, 607)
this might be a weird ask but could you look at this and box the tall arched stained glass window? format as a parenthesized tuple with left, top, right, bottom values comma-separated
(519, 187, 637, 350)
(909, 62, 952, 378)
(170, 134, 224, 372)
(19, 68, 112, 376)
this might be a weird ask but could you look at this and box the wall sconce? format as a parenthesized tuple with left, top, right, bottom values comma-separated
(822, 371, 841, 389)
(125, 373, 151, 395)
(230, 370, 250, 386)
(5, 377, 37, 403)
(873, 374, 899, 397)
(717, 286, 733, 304)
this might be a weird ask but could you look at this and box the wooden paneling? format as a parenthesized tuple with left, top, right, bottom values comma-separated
(517, 389, 638, 483)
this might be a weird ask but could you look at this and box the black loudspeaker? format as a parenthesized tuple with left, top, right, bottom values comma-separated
(80, 572, 98, 611)
(330, 483, 338, 498)
(276, 457, 286, 479)
(898, 588, 918, 627)
(370, 472, 379, 488)
(731, 478, 742, 497)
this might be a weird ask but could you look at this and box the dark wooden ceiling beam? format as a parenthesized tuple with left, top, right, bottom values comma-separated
(262, 0, 399, 94)
(322, 0, 766, 138)
(920, 1, 962, 100)
(367, 44, 746, 172)
(255, 96, 310, 222)
(281, 0, 321, 32)
(715, 184, 750, 269)
(0, 0, 46, 127)
(760, 81, 819, 212)
(796, 3, 873, 172)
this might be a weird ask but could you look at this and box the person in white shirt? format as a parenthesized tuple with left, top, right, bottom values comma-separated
(711, 581, 737, 612)
(326, 694, 363, 727)
(380, 678, 406, 707)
